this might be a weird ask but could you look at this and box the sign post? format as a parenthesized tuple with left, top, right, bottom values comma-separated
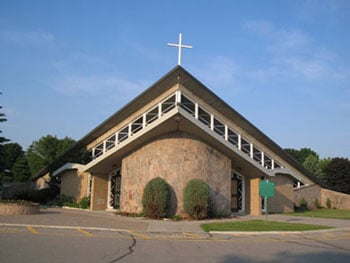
(259, 179, 275, 222)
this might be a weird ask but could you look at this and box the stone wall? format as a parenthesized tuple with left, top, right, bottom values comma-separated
(294, 184, 350, 210)
(321, 188, 350, 210)
(269, 175, 294, 213)
(91, 174, 108, 210)
(34, 173, 50, 190)
(121, 132, 231, 216)
(60, 171, 89, 202)
(0, 202, 40, 215)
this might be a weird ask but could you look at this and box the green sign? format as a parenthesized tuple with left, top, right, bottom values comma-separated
(259, 180, 275, 197)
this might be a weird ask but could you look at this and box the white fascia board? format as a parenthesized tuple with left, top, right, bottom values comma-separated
(53, 163, 86, 177)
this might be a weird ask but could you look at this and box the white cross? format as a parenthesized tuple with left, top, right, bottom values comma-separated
(168, 33, 192, 66)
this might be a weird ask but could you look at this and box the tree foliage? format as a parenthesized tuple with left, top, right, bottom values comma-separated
(27, 135, 76, 175)
(323, 158, 350, 194)
(0, 143, 26, 182)
(0, 94, 9, 145)
(12, 156, 31, 182)
(285, 148, 318, 165)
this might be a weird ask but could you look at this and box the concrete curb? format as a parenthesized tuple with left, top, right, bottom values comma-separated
(210, 227, 350, 236)
(0, 223, 130, 233)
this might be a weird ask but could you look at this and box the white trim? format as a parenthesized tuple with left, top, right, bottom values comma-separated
(52, 163, 85, 177)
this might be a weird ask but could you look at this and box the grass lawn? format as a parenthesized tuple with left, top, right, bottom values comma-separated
(287, 209, 350, 220)
(200, 220, 333, 232)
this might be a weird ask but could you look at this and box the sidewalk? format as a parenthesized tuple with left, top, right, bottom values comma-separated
(1, 207, 349, 233)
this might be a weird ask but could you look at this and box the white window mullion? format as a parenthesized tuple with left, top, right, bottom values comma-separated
(224, 125, 228, 141)
(103, 140, 107, 153)
(272, 159, 275, 169)
(176, 90, 181, 105)
(195, 103, 198, 119)
(250, 144, 253, 159)
(210, 114, 214, 131)
(238, 134, 241, 150)
(128, 123, 132, 137)
(261, 152, 265, 167)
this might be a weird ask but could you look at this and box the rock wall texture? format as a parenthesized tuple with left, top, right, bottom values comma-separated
(294, 184, 350, 210)
(268, 174, 294, 213)
(60, 171, 89, 202)
(120, 132, 231, 216)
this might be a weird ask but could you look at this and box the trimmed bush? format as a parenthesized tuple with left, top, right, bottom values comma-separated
(142, 177, 170, 219)
(183, 179, 210, 220)
(299, 197, 308, 211)
(326, 197, 332, 209)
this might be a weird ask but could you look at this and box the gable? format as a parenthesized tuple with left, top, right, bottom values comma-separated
(33, 66, 322, 186)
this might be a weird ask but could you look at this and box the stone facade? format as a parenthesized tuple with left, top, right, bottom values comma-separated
(120, 132, 231, 216)
(60, 171, 89, 202)
(268, 174, 294, 213)
(294, 184, 350, 210)
(91, 173, 109, 210)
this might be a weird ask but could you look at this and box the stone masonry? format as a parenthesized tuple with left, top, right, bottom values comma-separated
(120, 132, 231, 216)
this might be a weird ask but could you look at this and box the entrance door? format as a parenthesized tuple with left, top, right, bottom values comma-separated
(231, 171, 244, 213)
(108, 169, 121, 209)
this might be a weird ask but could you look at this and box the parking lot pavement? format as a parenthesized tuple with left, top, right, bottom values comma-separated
(0, 207, 149, 231)
(1, 207, 350, 235)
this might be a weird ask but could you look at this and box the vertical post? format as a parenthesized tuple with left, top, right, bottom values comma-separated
(264, 196, 268, 223)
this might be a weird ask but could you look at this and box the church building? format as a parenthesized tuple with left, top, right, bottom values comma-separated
(48, 65, 321, 216)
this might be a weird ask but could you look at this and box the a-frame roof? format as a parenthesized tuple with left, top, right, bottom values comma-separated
(32, 66, 322, 186)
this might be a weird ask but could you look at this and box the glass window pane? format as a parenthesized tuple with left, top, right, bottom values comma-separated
(118, 126, 129, 143)
(180, 94, 195, 116)
(161, 94, 176, 114)
(198, 106, 211, 128)
(241, 138, 250, 155)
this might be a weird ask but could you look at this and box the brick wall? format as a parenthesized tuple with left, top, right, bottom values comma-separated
(121, 132, 231, 216)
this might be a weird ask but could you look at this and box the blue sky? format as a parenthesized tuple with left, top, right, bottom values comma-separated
(0, 0, 349, 158)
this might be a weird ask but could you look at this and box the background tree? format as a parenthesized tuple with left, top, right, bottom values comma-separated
(12, 156, 31, 182)
(0, 143, 25, 182)
(323, 158, 350, 194)
(285, 148, 318, 165)
(0, 93, 9, 145)
(27, 135, 76, 174)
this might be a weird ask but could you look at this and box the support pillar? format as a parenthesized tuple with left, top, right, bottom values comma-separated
(250, 177, 261, 215)
(90, 173, 109, 211)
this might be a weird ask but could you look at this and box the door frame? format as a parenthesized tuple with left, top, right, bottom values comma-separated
(231, 170, 245, 213)
(107, 169, 121, 210)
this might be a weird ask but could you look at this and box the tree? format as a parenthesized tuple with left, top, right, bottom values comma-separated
(0, 143, 25, 181)
(0, 94, 9, 145)
(285, 148, 318, 165)
(323, 158, 350, 194)
(303, 154, 320, 176)
(12, 156, 31, 182)
(27, 135, 76, 174)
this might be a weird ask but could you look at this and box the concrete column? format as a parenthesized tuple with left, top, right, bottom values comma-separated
(250, 177, 261, 215)
(90, 173, 109, 211)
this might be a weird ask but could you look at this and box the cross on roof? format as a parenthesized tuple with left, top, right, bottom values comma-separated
(168, 33, 192, 66)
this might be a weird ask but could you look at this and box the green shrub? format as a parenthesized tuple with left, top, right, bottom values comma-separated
(15, 186, 59, 204)
(183, 179, 210, 220)
(326, 197, 332, 209)
(314, 198, 322, 209)
(299, 198, 308, 211)
(142, 177, 170, 219)
(78, 196, 90, 209)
